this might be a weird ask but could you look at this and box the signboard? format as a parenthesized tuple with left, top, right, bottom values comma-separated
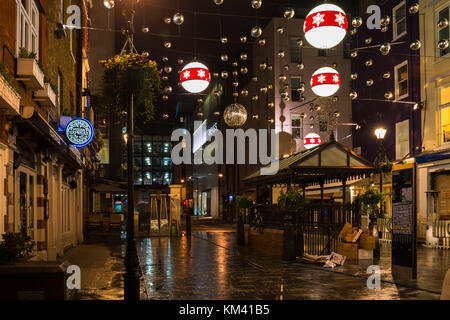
(391, 163, 417, 279)
(64, 118, 94, 148)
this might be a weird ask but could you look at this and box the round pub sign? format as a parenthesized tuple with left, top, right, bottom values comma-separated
(64, 118, 94, 148)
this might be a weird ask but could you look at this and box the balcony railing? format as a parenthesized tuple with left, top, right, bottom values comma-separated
(0, 73, 21, 116)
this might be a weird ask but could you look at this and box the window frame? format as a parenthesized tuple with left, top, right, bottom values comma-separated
(16, 0, 40, 57)
(290, 76, 303, 102)
(289, 37, 302, 63)
(438, 84, 450, 146)
(395, 119, 410, 160)
(291, 114, 303, 140)
(392, 1, 407, 41)
(436, 3, 450, 59)
(394, 60, 409, 101)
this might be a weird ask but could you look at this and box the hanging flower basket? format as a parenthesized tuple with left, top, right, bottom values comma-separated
(99, 52, 162, 122)
(378, 161, 393, 173)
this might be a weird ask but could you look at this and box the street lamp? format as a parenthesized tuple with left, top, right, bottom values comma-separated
(373, 127, 388, 260)
(218, 173, 223, 219)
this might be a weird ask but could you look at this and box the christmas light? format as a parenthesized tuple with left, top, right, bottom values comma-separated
(304, 3, 348, 49)
(180, 61, 210, 93)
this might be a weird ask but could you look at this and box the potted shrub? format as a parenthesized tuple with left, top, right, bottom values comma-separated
(0, 232, 35, 265)
(17, 48, 45, 90)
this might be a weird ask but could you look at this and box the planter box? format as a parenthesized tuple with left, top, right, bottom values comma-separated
(0, 260, 69, 300)
(0, 73, 21, 115)
(16, 58, 45, 90)
(34, 83, 56, 108)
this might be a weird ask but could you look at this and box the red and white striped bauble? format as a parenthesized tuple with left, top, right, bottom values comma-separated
(180, 61, 210, 93)
(310, 67, 341, 97)
(304, 133, 321, 150)
(303, 4, 348, 49)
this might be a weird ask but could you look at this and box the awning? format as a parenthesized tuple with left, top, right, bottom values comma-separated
(243, 138, 374, 187)
(416, 148, 450, 164)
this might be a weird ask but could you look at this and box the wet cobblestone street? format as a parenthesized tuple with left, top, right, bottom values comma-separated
(138, 220, 449, 300)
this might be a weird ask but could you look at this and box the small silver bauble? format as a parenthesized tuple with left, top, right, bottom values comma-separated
(279, 74, 287, 82)
(221, 37, 228, 44)
(164, 17, 172, 24)
(220, 54, 228, 61)
(268, 102, 275, 108)
(163, 41, 172, 48)
(162, 75, 168, 81)
(162, 56, 168, 62)
(232, 70, 239, 76)
(385, 91, 394, 99)
(251, 26, 262, 38)
(213, 0, 224, 5)
(221, 71, 229, 78)
(240, 36, 247, 43)
(350, 73, 358, 80)
(350, 50, 358, 58)
(258, 39, 266, 46)
(334, 111, 340, 117)
(380, 42, 391, 55)
(251, 0, 262, 9)
(381, 26, 389, 32)
(350, 92, 358, 100)
(438, 39, 449, 50)
(278, 50, 285, 58)
(232, 81, 239, 87)
(251, 76, 258, 82)
(365, 59, 373, 67)
(142, 51, 149, 58)
(277, 27, 284, 34)
(438, 18, 449, 29)
(283, 64, 289, 71)
(259, 63, 267, 70)
(173, 13, 184, 25)
(240, 67, 248, 74)
(332, 96, 339, 102)
(164, 86, 172, 94)
(260, 87, 268, 94)
(366, 79, 374, 86)
(409, 3, 419, 14)
(297, 40, 303, 47)
(240, 53, 248, 60)
(381, 16, 390, 26)
(383, 72, 391, 79)
(410, 40, 421, 50)
(142, 27, 149, 33)
(252, 95, 259, 101)
(232, 61, 238, 67)
(352, 17, 363, 28)
(267, 65, 273, 71)
(162, 113, 169, 119)
(351, 28, 358, 35)
(164, 65, 172, 73)
(241, 89, 249, 96)
(178, 59, 184, 64)
(284, 8, 295, 19)
(162, 95, 169, 101)
(297, 63, 304, 70)
(365, 37, 372, 44)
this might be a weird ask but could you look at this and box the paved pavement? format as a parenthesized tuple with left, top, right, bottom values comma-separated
(64, 217, 450, 300)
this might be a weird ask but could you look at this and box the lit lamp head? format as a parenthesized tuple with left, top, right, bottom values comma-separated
(218, 173, 224, 178)
(374, 128, 387, 140)
(104, 0, 115, 9)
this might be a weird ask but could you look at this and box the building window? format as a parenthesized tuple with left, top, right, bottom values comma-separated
(437, 4, 450, 58)
(394, 60, 408, 100)
(291, 114, 303, 140)
(439, 85, 450, 144)
(318, 49, 327, 57)
(16, 0, 39, 56)
(319, 116, 328, 132)
(290, 77, 302, 102)
(393, 1, 407, 40)
(289, 37, 302, 63)
(396, 119, 410, 159)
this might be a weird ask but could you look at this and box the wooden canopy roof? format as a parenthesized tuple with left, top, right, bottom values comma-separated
(243, 139, 375, 187)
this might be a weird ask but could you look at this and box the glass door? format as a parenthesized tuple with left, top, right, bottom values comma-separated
(19, 170, 35, 239)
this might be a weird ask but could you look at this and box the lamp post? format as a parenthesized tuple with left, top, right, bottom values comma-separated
(218, 173, 223, 219)
(105, 0, 140, 300)
(373, 127, 387, 260)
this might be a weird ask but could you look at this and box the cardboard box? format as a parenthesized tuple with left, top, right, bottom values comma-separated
(359, 234, 376, 250)
(338, 222, 353, 241)
(337, 242, 358, 261)
(358, 249, 373, 260)
(344, 227, 360, 242)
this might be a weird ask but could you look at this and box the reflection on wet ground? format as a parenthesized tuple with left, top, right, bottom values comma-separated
(138, 231, 449, 300)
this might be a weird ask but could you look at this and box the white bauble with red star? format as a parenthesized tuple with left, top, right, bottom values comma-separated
(310, 67, 341, 97)
(180, 61, 210, 93)
(304, 133, 321, 150)
(303, 4, 348, 49)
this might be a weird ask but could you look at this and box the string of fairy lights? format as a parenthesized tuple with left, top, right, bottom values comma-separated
(96, 0, 449, 148)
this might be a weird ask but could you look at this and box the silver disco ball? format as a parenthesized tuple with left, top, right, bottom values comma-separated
(223, 103, 247, 128)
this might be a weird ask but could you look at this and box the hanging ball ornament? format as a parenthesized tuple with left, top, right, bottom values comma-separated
(350, 50, 358, 58)
(350, 73, 358, 80)
(142, 51, 149, 58)
(240, 36, 247, 43)
(410, 40, 421, 50)
(164, 65, 172, 73)
(365, 59, 373, 67)
(241, 89, 249, 96)
(283, 64, 289, 71)
(162, 75, 168, 81)
(252, 76, 258, 82)
(164, 86, 173, 94)
(220, 54, 228, 61)
(279, 74, 287, 82)
(352, 17, 363, 28)
(142, 26, 149, 33)
(380, 42, 391, 55)
(297, 63, 305, 70)
(284, 8, 295, 19)
(251, 0, 262, 9)
(350, 92, 358, 100)
(162, 95, 169, 101)
(278, 50, 285, 58)
(366, 79, 374, 86)
(240, 53, 248, 60)
(409, 3, 419, 14)
(213, 0, 224, 5)
(221, 37, 228, 44)
(240, 67, 248, 74)
(163, 41, 172, 48)
(365, 37, 372, 44)
(383, 72, 391, 79)
(251, 26, 262, 38)
(221, 71, 229, 78)
(277, 26, 285, 34)
(259, 62, 267, 70)
(381, 26, 389, 32)
(267, 64, 273, 71)
(304, 133, 321, 150)
(173, 13, 184, 25)
(162, 56, 169, 62)
(178, 59, 184, 65)
(164, 17, 172, 24)
(385, 91, 394, 99)
(438, 39, 449, 50)
(223, 103, 247, 128)
(304, 3, 348, 49)
(180, 61, 210, 93)
(232, 70, 239, 76)
(258, 39, 266, 46)
(438, 18, 449, 29)
(381, 16, 390, 26)
(268, 102, 275, 108)
(350, 28, 358, 35)
(310, 67, 341, 97)
(232, 61, 239, 68)
(297, 40, 303, 47)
